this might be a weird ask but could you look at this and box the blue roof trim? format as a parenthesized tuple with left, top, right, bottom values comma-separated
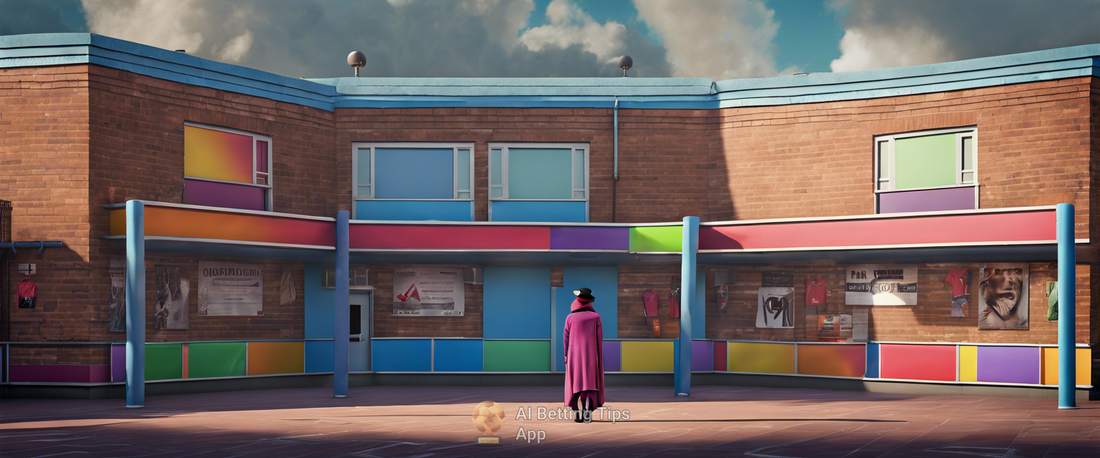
(1, 33, 1098, 110)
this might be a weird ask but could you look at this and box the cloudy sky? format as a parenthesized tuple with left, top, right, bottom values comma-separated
(3, 0, 1100, 80)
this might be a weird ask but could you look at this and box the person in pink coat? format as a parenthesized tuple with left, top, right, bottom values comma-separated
(564, 287, 605, 423)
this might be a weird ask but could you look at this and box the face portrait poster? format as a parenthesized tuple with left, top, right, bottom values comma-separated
(154, 265, 190, 330)
(978, 263, 1029, 330)
(198, 262, 263, 316)
(393, 266, 465, 316)
(757, 287, 794, 328)
(108, 257, 126, 333)
(845, 264, 918, 306)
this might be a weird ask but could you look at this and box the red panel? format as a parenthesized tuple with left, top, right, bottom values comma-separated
(879, 344, 956, 381)
(700, 210, 1055, 251)
(714, 341, 728, 372)
(351, 225, 551, 250)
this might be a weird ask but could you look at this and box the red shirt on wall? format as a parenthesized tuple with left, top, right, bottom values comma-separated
(944, 267, 972, 297)
(805, 277, 826, 306)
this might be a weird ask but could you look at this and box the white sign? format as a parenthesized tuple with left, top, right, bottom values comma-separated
(393, 266, 465, 316)
(845, 264, 918, 306)
(198, 262, 263, 316)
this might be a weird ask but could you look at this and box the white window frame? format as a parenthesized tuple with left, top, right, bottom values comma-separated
(183, 122, 273, 211)
(873, 127, 978, 212)
(487, 142, 589, 221)
(351, 143, 475, 217)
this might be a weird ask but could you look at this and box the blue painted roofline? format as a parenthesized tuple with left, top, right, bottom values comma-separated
(2, 33, 1099, 110)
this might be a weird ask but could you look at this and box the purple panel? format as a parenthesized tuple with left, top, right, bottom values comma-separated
(111, 344, 126, 382)
(89, 365, 111, 383)
(9, 364, 107, 383)
(550, 227, 630, 251)
(976, 346, 1041, 385)
(878, 186, 976, 214)
(603, 341, 621, 372)
(692, 341, 714, 372)
(184, 178, 266, 211)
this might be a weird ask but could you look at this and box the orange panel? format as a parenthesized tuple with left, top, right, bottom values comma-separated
(247, 342, 304, 376)
(797, 344, 866, 378)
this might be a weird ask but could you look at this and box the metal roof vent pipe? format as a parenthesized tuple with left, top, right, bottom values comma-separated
(348, 51, 366, 77)
(618, 55, 632, 77)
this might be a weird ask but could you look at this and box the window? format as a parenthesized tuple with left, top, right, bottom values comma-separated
(874, 128, 977, 214)
(352, 143, 474, 221)
(488, 143, 589, 222)
(183, 123, 272, 211)
(323, 265, 371, 289)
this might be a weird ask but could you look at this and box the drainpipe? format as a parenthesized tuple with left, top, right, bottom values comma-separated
(612, 97, 619, 222)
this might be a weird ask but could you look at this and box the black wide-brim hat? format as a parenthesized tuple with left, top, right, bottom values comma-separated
(573, 287, 595, 301)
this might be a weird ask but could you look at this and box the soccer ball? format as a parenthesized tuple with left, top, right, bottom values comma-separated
(471, 401, 506, 435)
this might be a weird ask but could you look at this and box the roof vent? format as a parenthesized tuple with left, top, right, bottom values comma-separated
(618, 55, 633, 77)
(347, 51, 366, 77)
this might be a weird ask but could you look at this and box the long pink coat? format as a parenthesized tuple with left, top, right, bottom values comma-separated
(564, 299, 605, 408)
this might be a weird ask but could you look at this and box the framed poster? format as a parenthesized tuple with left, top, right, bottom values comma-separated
(393, 266, 465, 316)
(978, 263, 1028, 330)
(154, 265, 190, 330)
(757, 287, 794, 328)
(108, 257, 126, 333)
(845, 264, 918, 306)
(198, 262, 263, 316)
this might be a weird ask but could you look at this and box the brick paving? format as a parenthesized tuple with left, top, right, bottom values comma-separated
(2, 385, 1099, 457)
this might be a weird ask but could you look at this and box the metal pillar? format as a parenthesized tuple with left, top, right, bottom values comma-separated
(676, 216, 699, 396)
(334, 210, 350, 397)
(1056, 203, 1076, 409)
(125, 200, 145, 408)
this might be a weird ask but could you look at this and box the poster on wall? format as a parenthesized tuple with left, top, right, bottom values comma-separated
(198, 262, 263, 316)
(393, 266, 465, 316)
(845, 264, 918, 306)
(978, 263, 1029, 330)
(108, 257, 126, 333)
(757, 287, 794, 328)
(154, 265, 190, 330)
(279, 267, 296, 306)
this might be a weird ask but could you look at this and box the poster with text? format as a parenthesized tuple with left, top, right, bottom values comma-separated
(845, 264, 918, 306)
(108, 257, 126, 333)
(198, 262, 263, 316)
(757, 287, 794, 328)
(978, 263, 1029, 330)
(392, 266, 465, 316)
(154, 265, 190, 330)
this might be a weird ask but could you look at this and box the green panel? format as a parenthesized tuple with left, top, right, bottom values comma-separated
(894, 133, 956, 189)
(457, 148, 471, 192)
(508, 148, 572, 199)
(188, 342, 247, 379)
(630, 226, 683, 252)
(145, 343, 183, 381)
(483, 340, 550, 372)
(356, 148, 370, 186)
(490, 149, 502, 185)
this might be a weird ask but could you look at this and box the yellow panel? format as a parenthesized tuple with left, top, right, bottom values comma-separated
(728, 342, 795, 375)
(1041, 347, 1092, 386)
(620, 341, 674, 372)
(959, 346, 977, 382)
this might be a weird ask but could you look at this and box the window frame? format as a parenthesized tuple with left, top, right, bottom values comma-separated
(487, 142, 589, 220)
(352, 142, 475, 206)
(183, 122, 274, 211)
(873, 127, 978, 212)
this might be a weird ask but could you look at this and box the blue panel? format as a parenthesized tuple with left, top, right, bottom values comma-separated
(865, 343, 880, 378)
(304, 341, 334, 373)
(508, 148, 572, 199)
(484, 267, 551, 339)
(374, 148, 453, 199)
(434, 340, 483, 372)
(372, 339, 432, 372)
(355, 200, 472, 221)
(554, 267, 619, 372)
(349, 340, 370, 372)
(304, 264, 334, 339)
(491, 201, 586, 222)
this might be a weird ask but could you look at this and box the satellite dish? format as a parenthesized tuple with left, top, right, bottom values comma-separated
(618, 55, 633, 77)
(347, 51, 366, 77)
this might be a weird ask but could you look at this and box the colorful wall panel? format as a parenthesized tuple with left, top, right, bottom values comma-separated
(727, 342, 795, 375)
(959, 346, 977, 382)
(304, 264, 334, 339)
(111, 344, 125, 382)
(304, 341, 334, 373)
(797, 344, 866, 378)
(878, 344, 955, 381)
(247, 342, 305, 376)
(433, 339, 483, 372)
(109, 205, 334, 247)
(877, 186, 976, 214)
(8, 365, 110, 383)
(865, 343, 879, 378)
(1041, 347, 1092, 386)
(146, 343, 183, 381)
(714, 341, 728, 372)
(976, 346, 1040, 385)
(355, 200, 473, 221)
(187, 342, 246, 378)
(483, 340, 551, 372)
(491, 201, 587, 222)
(629, 226, 682, 252)
(372, 339, 432, 372)
(351, 225, 549, 250)
(603, 341, 621, 372)
(184, 125, 254, 184)
(621, 341, 674, 372)
(483, 267, 551, 339)
(549, 226, 629, 251)
(692, 341, 714, 372)
(184, 179, 266, 211)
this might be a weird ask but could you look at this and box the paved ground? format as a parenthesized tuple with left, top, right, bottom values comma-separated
(2, 386, 1099, 457)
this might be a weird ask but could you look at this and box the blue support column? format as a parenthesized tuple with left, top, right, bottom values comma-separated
(125, 200, 145, 408)
(676, 216, 699, 396)
(1056, 203, 1076, 409)
(334, 210, 350, 398)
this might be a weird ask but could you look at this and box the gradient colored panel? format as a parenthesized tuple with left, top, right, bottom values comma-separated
(508, 148, 572, 199)
(483, 341, 550, 372)
(491, 201, 586, 222)
(728, 342, 795, 375)
(372, 339, 431, 372)
(185, 125, 255, 184)
(878, 187, 976, 213)
(959, 346, 977, 382)
(188, 342, 247, 378)
(434, 340, 483, 372)
(355, 200, 472, 221)
(796, 344, 866, 378)
(110, 206, 335, 247)
(351, 225, 549, 250)
(182, 343, 189, 378)
(692, 341, 714, 372)
(550, 227, 629, 250)
(483, 267, 551, 339)
(894, 133, 956, 190)
(111, 344, 125, 382)
(247, 342, 304, 375)
(304, 341, 334, 373)
(630, 226, 683, 252)
(621, 341, 674, 372)
(8, 365, 110, 383)
(1041, 347, 1092, 386)
(879, 344, 955, 381)
(699, 210, 1055, 251)
(603, 341, 621, 372)
(145, 343, 183, 381)
(714, 341, 728, 371)
(374, 148, 454, 199)
(865, 343, 880, 378)
(976, 346, 1040, 384)
(184, 179, 266, 211)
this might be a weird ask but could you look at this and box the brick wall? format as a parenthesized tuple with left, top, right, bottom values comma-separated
(617, 266, 682, 338)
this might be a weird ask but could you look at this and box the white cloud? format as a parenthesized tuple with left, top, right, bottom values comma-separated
(519, 0, 627, 61)
(83, 0, 205, 53)
(633, 0, 782, 80)
(217, 31, 253, 62)
(830, 27, 951, 72)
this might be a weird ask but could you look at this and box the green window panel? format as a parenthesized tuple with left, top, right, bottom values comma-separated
(145, 343, 183, 381)
(483, 340, 550, 372)
(894, 133, 956, 190)
(188, 342, 247, 379)
(507, 148, 572, 199)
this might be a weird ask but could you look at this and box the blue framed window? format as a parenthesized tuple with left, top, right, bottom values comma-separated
(352, 143, 474, 221)
(488, 143, 589, 222)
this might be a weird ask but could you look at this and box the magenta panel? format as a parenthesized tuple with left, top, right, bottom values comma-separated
(550, 227, 630, 251)
(9, 364, 111, 383)
(184, 178, 266, 211)
(878, 187, 976, 213)
(111, 344, 125, 382)
(714, 341, 728, 371)
(603, 341, 621, 372)
(879, 344, 956, 381)
(976, 346, 1041, 385)
(351, 225, 551, 250)
(692, 341, 714, 372)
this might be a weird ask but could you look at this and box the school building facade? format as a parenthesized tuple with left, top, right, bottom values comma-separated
(0, 33, 1095, 401)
